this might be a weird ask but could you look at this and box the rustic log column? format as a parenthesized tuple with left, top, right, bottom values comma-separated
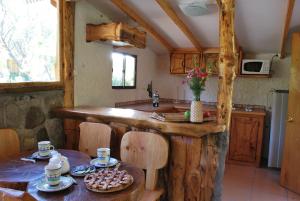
(61, 0, 76, 149)
(62, 0, 75, 107)
(213, 1, 238, 201)
(216, 0, 237, 129)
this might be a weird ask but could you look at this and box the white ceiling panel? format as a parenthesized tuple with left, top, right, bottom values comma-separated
(235, 0, 286, 53)
(86, 0, 300, 54)
(126, 0, 193, 48)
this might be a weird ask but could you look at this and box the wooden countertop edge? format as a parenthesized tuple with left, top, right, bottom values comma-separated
(231, 110, 266, 116)
(120, 103, 266, 116)
(52, 107, 226, 138)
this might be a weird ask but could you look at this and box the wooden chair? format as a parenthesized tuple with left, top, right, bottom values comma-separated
(0, 182, 36, 201)
(120, 131, 169, 201)
(79, 122, 112, 157)
(0, 129, 20, 160)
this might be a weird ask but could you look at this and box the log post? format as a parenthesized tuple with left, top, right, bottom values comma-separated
(60, 0, 75, 149)
(216, 0, 238, 129)
(62, 0, 75, 108)
(213, 1, 238, 201)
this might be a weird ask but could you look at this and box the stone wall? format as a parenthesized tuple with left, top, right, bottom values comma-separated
(0, 90, 65, 151)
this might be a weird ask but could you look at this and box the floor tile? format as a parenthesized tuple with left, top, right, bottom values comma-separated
(251, 192, 287, 201)
(288, 191, 300, 201)
(222, 164, 300, 201)
(252, 169, 287, 196)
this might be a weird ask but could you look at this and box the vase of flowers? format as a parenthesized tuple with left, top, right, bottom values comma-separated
(185, 65, 208, 123)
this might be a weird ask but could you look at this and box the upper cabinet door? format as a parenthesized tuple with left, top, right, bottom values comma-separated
(184, 53, 201, 73)
(203, 53, 219, 75)
(170, 53, 185, 74)
(203, 50, 242, 76)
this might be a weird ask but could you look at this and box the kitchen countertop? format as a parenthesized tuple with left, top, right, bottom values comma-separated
(52, 106, 226, 138)
(119, 102, 266, 116)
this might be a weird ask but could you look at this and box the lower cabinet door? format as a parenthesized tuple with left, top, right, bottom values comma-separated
(229, 115, 260, 163)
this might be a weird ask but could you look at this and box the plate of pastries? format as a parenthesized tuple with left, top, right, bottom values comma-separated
(84, 168, 133, 193)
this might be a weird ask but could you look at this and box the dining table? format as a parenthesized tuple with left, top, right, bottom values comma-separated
(0, 149, 145, 201)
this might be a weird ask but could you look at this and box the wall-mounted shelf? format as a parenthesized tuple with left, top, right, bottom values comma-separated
(86, 22, 146, 49)
(237, 74, 272, 78)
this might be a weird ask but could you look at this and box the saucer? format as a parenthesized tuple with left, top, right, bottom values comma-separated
(36, 176, 73, 192)
(70, 165, 96, 177)
(32, 152, 51, 160)
(90, 157, 119, 168)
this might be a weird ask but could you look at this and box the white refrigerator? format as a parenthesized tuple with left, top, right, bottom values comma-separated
(268, 90, 289, 168)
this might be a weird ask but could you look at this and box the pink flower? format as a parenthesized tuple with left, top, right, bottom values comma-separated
(199, 72, 208, 78)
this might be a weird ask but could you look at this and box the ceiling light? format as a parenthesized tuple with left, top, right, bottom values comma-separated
(178, 0, 215, 16)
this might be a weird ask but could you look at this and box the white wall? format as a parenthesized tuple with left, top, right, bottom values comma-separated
(154, 53, 291, 108)
(74, 1, 157, 107)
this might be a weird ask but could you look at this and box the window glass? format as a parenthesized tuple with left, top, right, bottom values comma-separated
(112, 52, 136, 89)
(112, 53, 124, 87)
(0, 0, 58, 83)
(124, 55, 135, 87)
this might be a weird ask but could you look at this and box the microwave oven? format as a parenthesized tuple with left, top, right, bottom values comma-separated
(241, 59, 271, 75)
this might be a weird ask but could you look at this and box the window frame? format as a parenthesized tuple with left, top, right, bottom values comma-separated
(0, 0, 63, 93)
(112, 52, 137, 90)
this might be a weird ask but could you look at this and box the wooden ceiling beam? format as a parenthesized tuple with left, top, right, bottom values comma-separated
(279, 0, 295, 59)
(50, 0, 57, 7)
(155, 0, 202, 51)
(111, 0, 174, 52)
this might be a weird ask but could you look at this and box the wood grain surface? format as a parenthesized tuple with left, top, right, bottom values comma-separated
(0, 150, 145, 201)
(52, 107, 225, 138)
(121, 131, 168, 191)
(79, 122, 112, 157)
(216, 0, 238, 129)
(280, 33, 300, 194)
(168, 135, 219, 201)
(0, 129, 20, 160)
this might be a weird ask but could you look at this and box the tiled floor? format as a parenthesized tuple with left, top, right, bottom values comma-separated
(222, 164, 300, 201)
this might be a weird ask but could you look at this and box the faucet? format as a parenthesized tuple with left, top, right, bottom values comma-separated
(147, 81, 153, 98)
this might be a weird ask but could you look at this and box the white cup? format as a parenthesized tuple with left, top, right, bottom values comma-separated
(97, 148, 110, 165)
(45, 163, 61, 186)
(38, 141, 54, 157)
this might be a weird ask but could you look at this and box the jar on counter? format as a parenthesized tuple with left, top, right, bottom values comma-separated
(152, 91, 159, 107)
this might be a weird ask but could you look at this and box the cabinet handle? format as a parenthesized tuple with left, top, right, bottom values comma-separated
(182, 60, 184, 67)
(287, 116, 294, 122)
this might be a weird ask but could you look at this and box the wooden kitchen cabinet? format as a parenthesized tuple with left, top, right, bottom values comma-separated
(170, 53, 185, 74)
(227, 112, 265, 167)
(170, 53, 202, 74)
(202, 53, 219, 75)
(184, 53, 201, 73)
(202, 49, 242, 76)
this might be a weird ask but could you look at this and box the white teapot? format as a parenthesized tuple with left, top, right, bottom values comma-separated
(51, 151, 70, 174)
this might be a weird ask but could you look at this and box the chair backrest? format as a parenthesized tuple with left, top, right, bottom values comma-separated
(120, 131, 168, 190)
(0, 187, 37, 201)
(0, 129, 20, 160)
(79, 122, 112, 157)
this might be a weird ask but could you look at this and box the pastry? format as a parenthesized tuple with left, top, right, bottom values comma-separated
(84, 168, 133, 192)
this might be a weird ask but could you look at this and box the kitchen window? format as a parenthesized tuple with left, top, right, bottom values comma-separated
(112, 52, 137, 89)
(0, 0, 61, 90)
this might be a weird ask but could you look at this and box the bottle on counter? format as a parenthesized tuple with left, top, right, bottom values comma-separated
(152, 91, 159, 107)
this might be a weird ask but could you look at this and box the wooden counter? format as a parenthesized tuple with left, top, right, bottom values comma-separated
(53, 106, 226, 138)
(119, 102, 266, 116)
(52, 106, 228, 201)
